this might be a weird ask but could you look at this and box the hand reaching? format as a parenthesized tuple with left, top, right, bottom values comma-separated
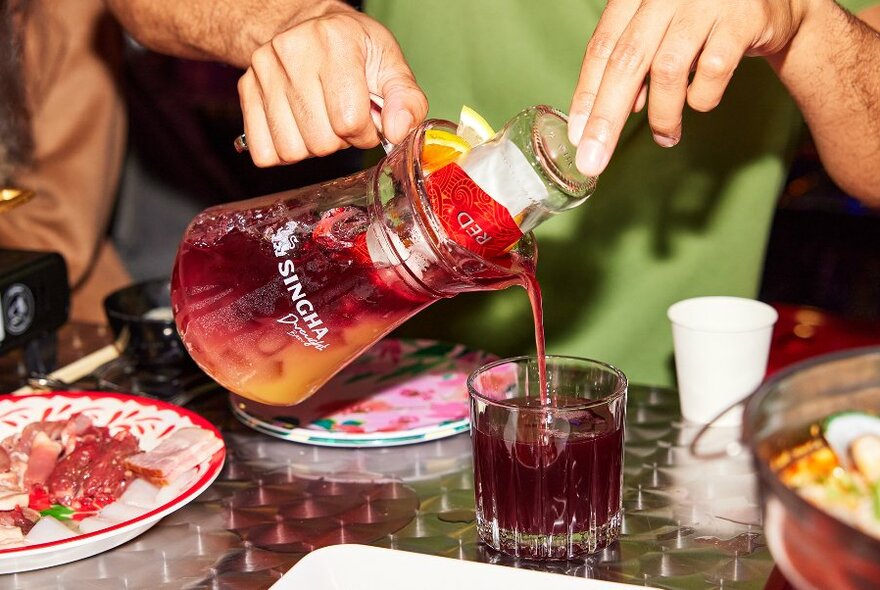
(568, 0, 809, 177)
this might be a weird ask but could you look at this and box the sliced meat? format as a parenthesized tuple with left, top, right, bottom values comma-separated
(61, 414, 96, 455)
(45, 438, 100, 506)
(23, 431, 63, 488)
(77, 431, 140, 504)
(64, 413, 94, 437)
(125, 428, 223, 486)
(1, 416, 91, 487)
(47, 429, 140, 509)
(14, 421, 67, 455)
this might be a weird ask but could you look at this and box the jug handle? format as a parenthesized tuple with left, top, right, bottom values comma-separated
(233, 93, 394, 155)
(687, 397, 747, 461)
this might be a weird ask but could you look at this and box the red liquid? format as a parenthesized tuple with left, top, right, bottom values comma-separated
(473, 261, 624, 558)
(422, 159, 546, 396)
(171, 202, 435, 405)
(472, 396, 624, 558)
(172, 124, 544, 407)
(520, 267, 548, 401)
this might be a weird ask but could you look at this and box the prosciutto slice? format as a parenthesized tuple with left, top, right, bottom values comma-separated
(124, 428, 222, 486)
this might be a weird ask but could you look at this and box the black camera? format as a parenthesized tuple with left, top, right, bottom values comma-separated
(0, 249, 69, 358)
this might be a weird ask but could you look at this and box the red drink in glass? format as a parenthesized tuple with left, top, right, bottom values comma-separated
(468, 356, 627, 559)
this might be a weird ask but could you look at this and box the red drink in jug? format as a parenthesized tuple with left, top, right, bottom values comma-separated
(171, 192, 436, 405)
(171, 125, 531, 406)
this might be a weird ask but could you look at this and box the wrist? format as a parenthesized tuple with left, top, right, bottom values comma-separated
(239, 0, 358, 64)
(766, 0, 840, 71)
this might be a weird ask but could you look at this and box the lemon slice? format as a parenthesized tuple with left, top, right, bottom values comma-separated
(424, 129, 471, 151)
(422, 129, 471, 174)
(457, 105, 495, 146)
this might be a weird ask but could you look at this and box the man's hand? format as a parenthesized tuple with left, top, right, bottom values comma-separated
(568, 0, 810, 177)
(107, 0, 428, 168)
(238, 9, 428, 167)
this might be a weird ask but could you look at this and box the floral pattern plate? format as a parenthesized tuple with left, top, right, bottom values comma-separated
(230, 339, 496, 447)
(0, 392, 226, 574)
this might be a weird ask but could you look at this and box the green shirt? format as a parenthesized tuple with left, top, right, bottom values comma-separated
(367, 0, 875, 387)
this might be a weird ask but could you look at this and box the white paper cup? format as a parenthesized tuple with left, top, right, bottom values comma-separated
(668, 297, 778, 427)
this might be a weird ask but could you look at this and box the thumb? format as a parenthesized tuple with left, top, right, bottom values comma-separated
(379, 74, 428, 144)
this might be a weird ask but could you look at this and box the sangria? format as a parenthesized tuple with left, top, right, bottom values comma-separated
(469, 356, 627, 559)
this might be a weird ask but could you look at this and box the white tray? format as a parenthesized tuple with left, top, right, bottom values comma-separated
(271, 544, 660, 589)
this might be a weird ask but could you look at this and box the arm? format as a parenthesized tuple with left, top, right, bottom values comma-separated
(104, 0, 340, 68)
(768, 3, 880, 205)
(568, 0, 880, 207)
(105, 0, 427, 166)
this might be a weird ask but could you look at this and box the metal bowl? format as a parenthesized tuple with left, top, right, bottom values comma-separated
(103, 278, 189, 367)
(742, 347, 880, 590)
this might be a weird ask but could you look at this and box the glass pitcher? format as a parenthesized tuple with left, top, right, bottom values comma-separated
(171, 120, 537, 405)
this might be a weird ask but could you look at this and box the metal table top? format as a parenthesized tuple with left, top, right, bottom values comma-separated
(3, 373, 773, 590)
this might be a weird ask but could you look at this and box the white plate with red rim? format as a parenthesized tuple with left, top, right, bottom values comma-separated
(0, 391, 226, 574)
(271, 544, 663, 589)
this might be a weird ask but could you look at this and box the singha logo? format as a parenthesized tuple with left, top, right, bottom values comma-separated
(272, 221, 300, 258)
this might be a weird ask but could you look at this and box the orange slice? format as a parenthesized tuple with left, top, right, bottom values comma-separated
(421, 129, 471, 174)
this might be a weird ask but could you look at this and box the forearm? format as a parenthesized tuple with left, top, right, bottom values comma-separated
(768, 0, 880, 206)
(104, 0, 356, 68)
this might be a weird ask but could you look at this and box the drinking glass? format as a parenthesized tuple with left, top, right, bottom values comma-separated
(468, 355, 627, 560)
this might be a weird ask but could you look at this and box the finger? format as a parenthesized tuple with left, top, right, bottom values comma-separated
(326, 94, 377, 151)
(377, 51, 428, 144)
(686, 23, 745, 114)
(647, 13, 716, 147)
(568, 0, 641, 145)
(633, 82, 648, 113)
(380, 84, 426, 144)
(238, 68, 281, 167)
(576, 2, 677, 176)
(285, 70, 352, 158)
(250, 44, 310, 164)
(320, 52, 380, 150)
(268, 35, 350, 159)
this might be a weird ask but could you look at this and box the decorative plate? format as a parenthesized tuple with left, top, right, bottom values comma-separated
(0, 391, 226, 574)
(230, 339, 496, 447)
